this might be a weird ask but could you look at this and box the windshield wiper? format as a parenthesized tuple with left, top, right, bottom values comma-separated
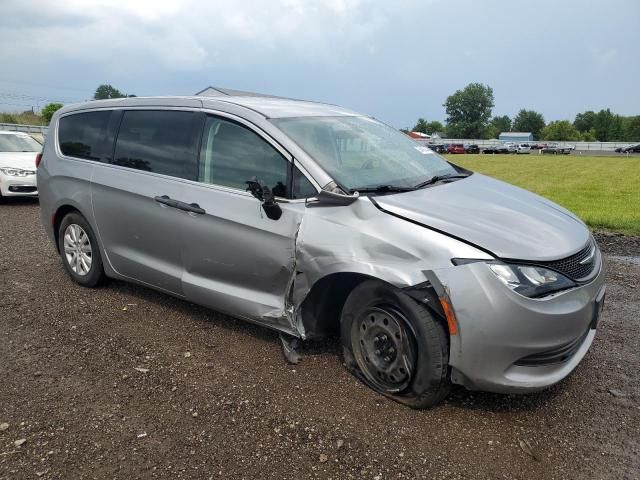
(350, 184, 415, 194)
(413, 173, 470, 189)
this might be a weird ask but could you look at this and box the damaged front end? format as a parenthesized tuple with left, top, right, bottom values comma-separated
(284, 193, 493, 341)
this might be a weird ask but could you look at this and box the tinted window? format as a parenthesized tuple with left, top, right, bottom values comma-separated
(113, 110, 202, 179)
(58, 111, 116, 161)
(199, 116, 289, 197)
(292, 167, 317, 199)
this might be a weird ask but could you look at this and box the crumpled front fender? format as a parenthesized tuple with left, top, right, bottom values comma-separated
(290, 196, 493, 337)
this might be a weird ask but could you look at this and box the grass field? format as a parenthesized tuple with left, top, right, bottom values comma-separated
(446, 154, 640, 235)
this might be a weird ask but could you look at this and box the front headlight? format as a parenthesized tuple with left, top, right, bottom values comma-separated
(0, 167, 35, 177)
(488, 263, 575, 298)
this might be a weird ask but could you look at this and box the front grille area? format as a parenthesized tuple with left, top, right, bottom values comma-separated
(533, 240, 598, 281)
(515, 329, 590, 366)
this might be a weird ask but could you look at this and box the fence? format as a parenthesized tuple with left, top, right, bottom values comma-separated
(0, 122, 49, 136)
(416, 138, 638, 152)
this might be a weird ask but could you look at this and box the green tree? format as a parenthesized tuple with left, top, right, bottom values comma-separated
(94, 84, 128, 100)
(424, 121, 444, 135)
(490, 115, 512, 133)
(482, 115, 511, 139)
(443, 83, 494, 138)
(623, 116, 640, 141)
(591, 109, 627, 141)
(573, 110, 596, 133)
(512, 109, 545, 140)
(412, 118, 429, 133)
(581, 128, 597, 141)
(412, 119, 445, 135)
(541, 120, 581, 141)
(41, 103, 64, 123)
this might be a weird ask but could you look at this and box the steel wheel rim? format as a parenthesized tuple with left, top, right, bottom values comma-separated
(351, 305, 417, 393)
(63, 224, 92, 276)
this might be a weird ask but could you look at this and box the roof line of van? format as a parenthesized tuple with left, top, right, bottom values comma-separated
(56, 95, 360, 119)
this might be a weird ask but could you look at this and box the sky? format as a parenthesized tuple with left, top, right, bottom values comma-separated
(0, 0, 638, 128)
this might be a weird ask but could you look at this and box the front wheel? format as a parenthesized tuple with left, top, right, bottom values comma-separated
(340, 280, 450, 408)
(58, 212, 105, 287)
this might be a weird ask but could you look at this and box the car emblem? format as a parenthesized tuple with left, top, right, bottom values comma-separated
(579, 244, 596, 265)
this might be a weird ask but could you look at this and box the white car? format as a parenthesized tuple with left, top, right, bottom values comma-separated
(516, 143, 531, 154)
(0, 131, 41, 200)
(503, 142, 518, 153)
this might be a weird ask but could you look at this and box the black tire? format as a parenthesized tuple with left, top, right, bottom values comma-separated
(58, 212, 105, 287)
(340, 279, 450, 409)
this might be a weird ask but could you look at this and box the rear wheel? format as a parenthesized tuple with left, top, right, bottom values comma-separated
(58, 212, 105, 287)
(340, 280, 450, 408)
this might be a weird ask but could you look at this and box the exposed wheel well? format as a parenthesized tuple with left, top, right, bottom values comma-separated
(300, 273, 372, 338)
(53, 205, 82, 252)
(300, 273, 451, 339)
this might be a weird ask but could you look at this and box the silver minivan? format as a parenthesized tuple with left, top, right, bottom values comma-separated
(38, 96, 606, 408)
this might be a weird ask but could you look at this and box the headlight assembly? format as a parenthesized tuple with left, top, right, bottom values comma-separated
(488, 263, 575, 298)
(452, 257, 577, 298)
(0, 167, 35, 177)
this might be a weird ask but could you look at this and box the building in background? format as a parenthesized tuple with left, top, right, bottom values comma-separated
(499, 132, 533, 142)
(407, 131, 431, 140)
(195, 86, 282, 98)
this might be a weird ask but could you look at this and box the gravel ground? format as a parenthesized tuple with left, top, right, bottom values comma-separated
(1, 199, 638, 480)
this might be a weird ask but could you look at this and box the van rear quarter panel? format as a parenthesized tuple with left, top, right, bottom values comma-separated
(38, 118, 96, 247)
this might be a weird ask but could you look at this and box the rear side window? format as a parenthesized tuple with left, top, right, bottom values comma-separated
(58, 111, 116, 162)
(199, 116, 290, 196)
(113, 110, 203, 180)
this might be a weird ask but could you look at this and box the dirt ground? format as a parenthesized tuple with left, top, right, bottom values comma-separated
(1, 199, 638, 480)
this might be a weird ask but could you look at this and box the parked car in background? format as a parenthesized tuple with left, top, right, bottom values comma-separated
(482, 145, 501, 154)
(530, 143, 547, 150)
(620, 144, 640, 153)
(447, 143, 465, 154)
(541, 143, 572, 155)
(0, 131, 41, 200)
(465, 144, 480, 154)
(483, 144, 511, 154)
(503, 142, 518, 153)
(38, 96, 606, 408)
(427, 143, 447, 154)
(516, 143, 531, 154)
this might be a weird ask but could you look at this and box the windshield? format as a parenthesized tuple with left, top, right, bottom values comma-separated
(0, 134, 42, 153)
(271, 116, 458, 191)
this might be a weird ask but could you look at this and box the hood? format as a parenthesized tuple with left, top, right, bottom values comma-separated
(0, 152, 38, 170)
(374, 173, 590, 262)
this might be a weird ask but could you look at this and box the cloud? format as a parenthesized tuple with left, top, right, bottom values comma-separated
(0, 0, 638, 124)
(0, 0, 404, 71)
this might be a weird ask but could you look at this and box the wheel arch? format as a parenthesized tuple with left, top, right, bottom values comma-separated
(298, 270, 451, 339)
(52, 204, 90, 253)
(299, 272, 377, 338)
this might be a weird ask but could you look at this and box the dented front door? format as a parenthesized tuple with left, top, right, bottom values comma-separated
(179, 183, 305, 332)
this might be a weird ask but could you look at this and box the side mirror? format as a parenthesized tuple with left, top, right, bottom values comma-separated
(246, 177, 282, 220)
(306, 189, 359, 207)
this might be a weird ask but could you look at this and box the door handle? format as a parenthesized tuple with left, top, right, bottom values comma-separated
(179, 202, 206, 215)
(154, 195, 179, 208)
(155, 196, 205, 215)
